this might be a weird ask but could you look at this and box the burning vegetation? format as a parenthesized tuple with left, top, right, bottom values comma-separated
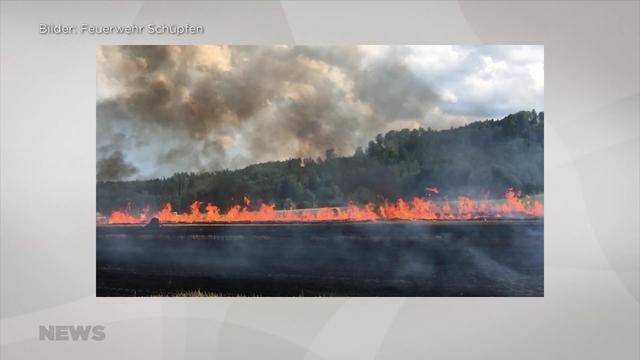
(100, 188, 542, 225)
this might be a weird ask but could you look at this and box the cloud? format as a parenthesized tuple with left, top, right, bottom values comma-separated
(407, 45, 544, 119)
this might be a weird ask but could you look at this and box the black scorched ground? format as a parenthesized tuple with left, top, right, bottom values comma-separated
(96, 220, 543, 297)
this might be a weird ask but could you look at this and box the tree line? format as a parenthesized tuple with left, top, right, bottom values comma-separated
(97, 110, 543, 213)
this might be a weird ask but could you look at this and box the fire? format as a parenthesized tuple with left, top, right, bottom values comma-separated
(101, 188, 543, 225)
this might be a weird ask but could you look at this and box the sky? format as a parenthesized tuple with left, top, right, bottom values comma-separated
(97, 45, 543, 181)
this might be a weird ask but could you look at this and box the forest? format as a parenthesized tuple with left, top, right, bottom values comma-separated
(97, 110, 543, 214)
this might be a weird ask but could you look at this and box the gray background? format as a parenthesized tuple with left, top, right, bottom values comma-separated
(1, 1, 638, 359)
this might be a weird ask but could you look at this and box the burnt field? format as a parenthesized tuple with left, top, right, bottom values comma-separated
(96, 220, 543, 297)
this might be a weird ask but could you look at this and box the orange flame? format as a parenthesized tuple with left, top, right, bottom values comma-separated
(100, 188, 543, 225)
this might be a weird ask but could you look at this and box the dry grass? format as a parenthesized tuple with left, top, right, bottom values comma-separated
(158, 289, 340, 297)
(164, 289, 221, 297)
(160, 289, 264, 297)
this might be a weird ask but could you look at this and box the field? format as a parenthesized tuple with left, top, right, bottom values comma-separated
(96, 220, 543, 297)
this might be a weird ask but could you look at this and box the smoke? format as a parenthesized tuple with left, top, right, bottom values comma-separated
(97, 150, 139, 181)
(97, 222, 543, 296)
(97, 45, 442, 180)
(354, 54, 439, 119)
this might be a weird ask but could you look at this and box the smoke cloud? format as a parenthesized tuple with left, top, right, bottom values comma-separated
(97, 150, 139, 181)
(97, 45, 433, 179)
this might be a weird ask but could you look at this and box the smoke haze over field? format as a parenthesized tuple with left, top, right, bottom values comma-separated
(97, 45, 543, 180)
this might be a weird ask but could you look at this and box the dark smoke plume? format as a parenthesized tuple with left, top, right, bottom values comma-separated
(97, 151, 138, 181)
(97, 45, 442, 179)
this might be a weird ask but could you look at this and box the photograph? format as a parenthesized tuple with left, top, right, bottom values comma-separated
(96, 45, 544, 297)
